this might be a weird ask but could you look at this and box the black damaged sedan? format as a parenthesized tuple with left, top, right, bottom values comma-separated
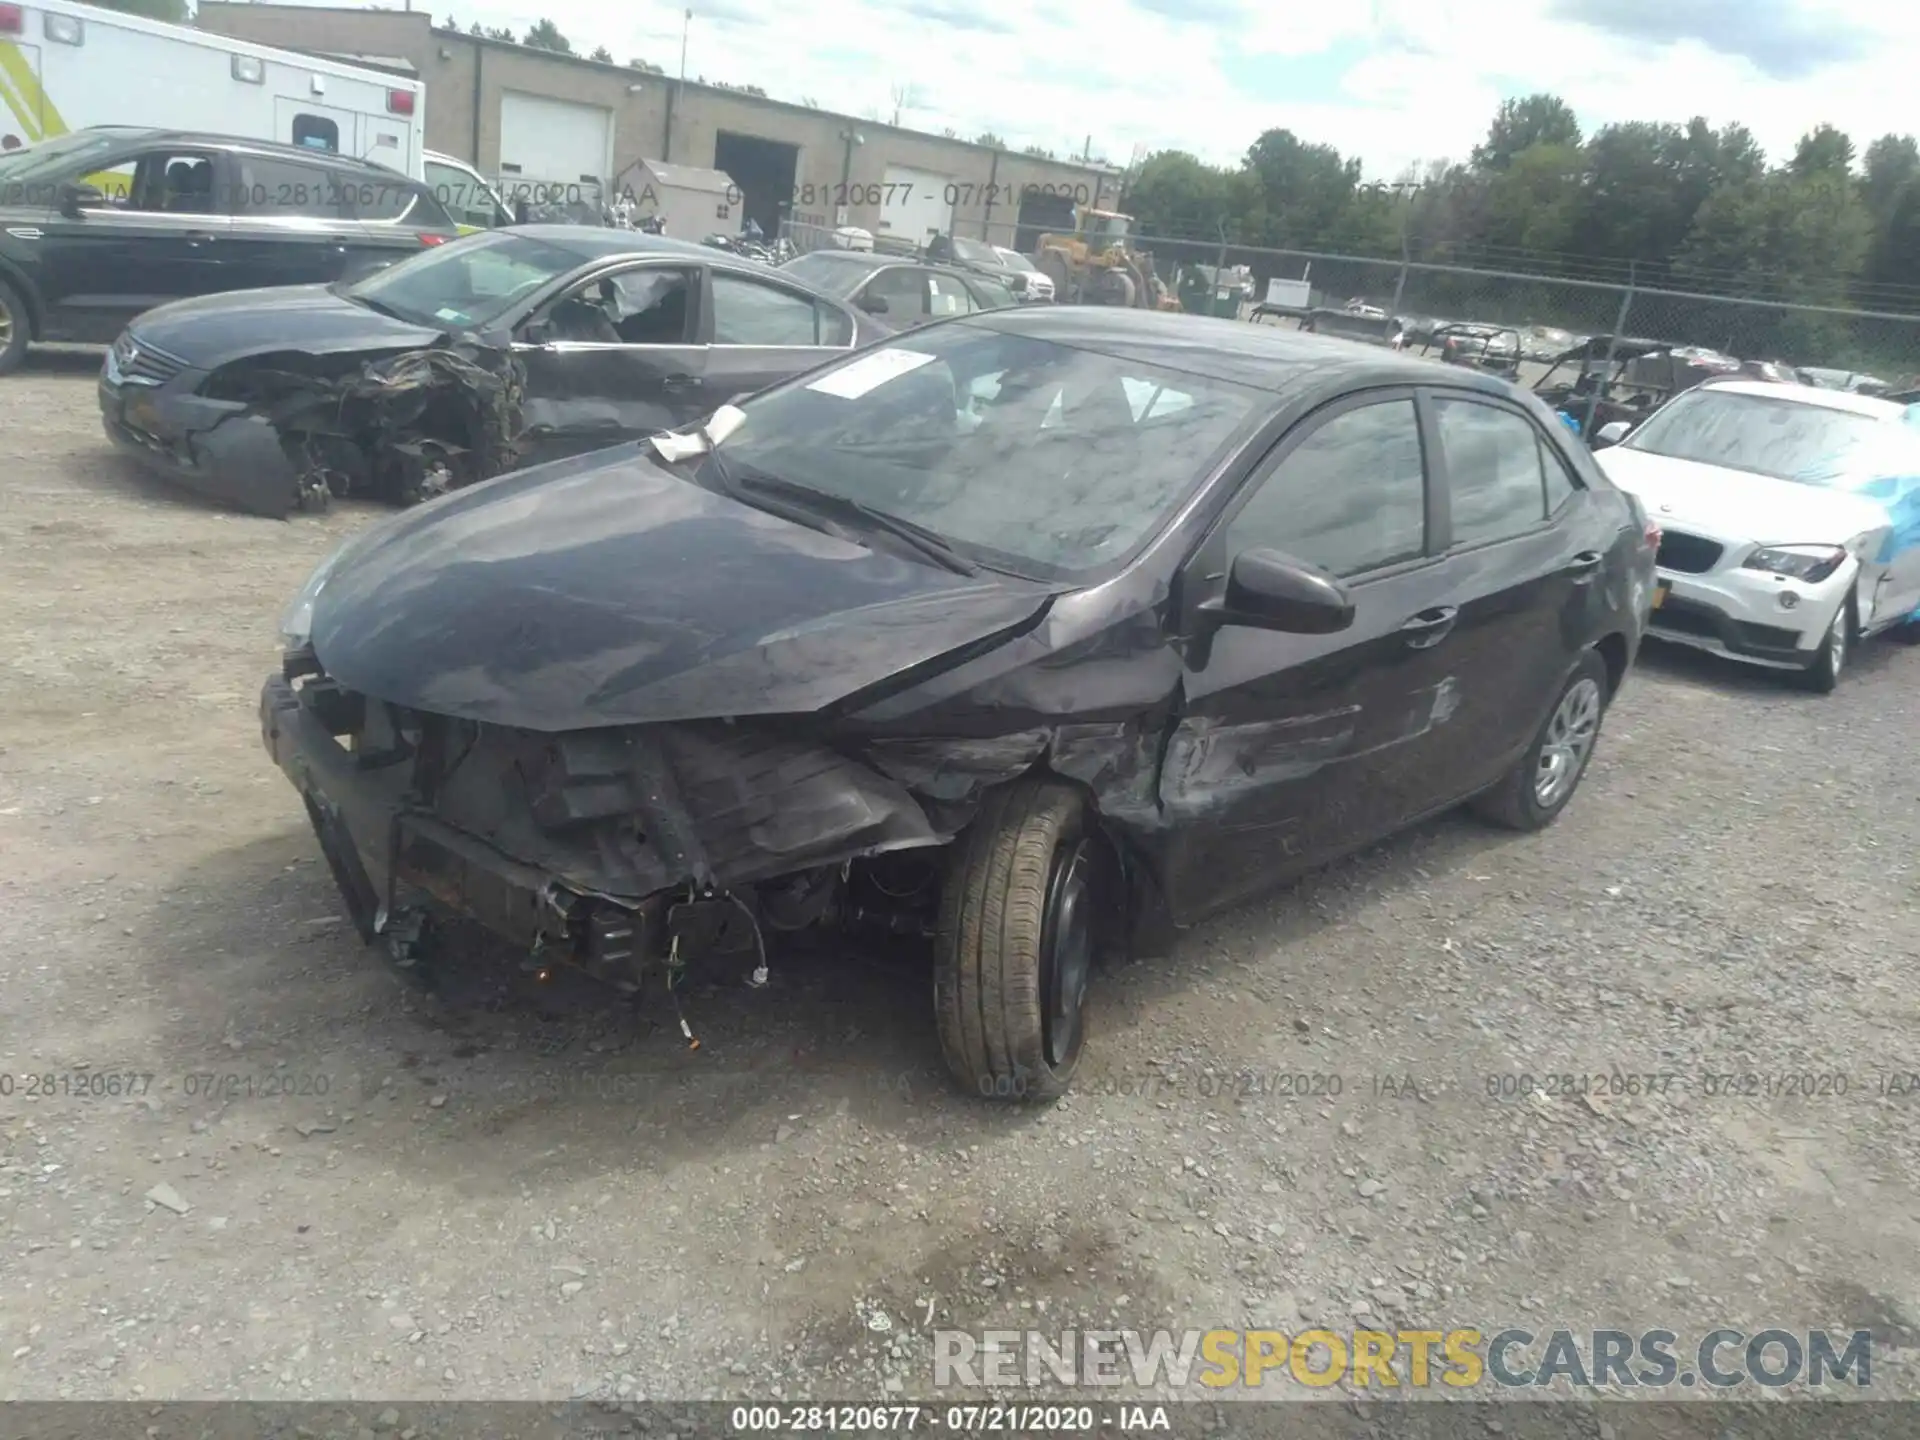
(263, 308, 1657, 1101)
(99, 225, 884, 518)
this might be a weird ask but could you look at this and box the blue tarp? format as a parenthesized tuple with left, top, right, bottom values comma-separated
(1791, 405, 1920, 615)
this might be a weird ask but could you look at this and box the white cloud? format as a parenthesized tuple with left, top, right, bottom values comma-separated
(420, 0, 1920, 177)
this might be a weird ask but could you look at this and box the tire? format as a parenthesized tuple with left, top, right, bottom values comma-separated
(0, 276, 29, 376)
(934, 778, 1099, 1104)
(1795, 593, 1852, 693)
(1471, 649, 1610, 832)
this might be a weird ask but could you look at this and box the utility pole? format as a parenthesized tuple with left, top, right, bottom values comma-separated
(679, 9, 690, 83)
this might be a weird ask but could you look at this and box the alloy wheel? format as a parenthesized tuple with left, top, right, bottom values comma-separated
(1827, 602, 1848, 682)
(1534, 677, 1602, 808)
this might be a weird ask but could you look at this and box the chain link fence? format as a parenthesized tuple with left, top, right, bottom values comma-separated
(777, 214, 1920, 391)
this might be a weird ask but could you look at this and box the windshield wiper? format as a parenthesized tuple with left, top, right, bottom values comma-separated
(729, 470, 979, 576)
(346, 293, 413, 323)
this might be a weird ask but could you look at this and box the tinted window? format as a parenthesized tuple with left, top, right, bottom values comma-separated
(928, 273, 976, 319)
(862, 267, 927, 321)
(544, 266, 695, 344)
(711, 273, 822, 345)
(1541, 438, 1578, 514)
(351, 176, 438, 224)
(1229, 400, 1426, 577)
(816, 302, 853, 347)
(105, 151, 218, 215)
(708, 325, 1262, 578)
(233, 157, 354, 219)
(1433, 397, 1550, 547)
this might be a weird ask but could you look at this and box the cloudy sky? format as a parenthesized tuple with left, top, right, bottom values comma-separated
(414, 0, 1917, 177)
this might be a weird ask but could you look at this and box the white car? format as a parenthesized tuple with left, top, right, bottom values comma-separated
(1594, 378, 1920, 691)
(991, 246, 1055, 302)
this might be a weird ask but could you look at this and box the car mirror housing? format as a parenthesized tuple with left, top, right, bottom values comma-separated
(1204, 548, 1355, 634)
(1593, 420, 1632, 448)
(859, 292, 890, 315)
(58, 180, 104, 218)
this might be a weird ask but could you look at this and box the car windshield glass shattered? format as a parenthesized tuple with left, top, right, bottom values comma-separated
(705, 324, 1262, 578)
(1623, 388, 1908, 484)
(342, 231, 587, 329)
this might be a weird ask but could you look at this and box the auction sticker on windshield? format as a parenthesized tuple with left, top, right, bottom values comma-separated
(807, 349, 938, 399)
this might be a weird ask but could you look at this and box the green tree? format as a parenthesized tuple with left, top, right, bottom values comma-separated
(523, 18, 572, 53)
(1239, 128, 1360, 248)
(975, 131, 1007, 150)
(1480, 142, 1584, 259)
(1789, 123, 1854, 177)
(1471, 93, 1581, 171)
(1862, 134, 1920, 293)
(589, 44, 613, 62)
(628, 57, 665, 73)
(1122, 150, 1235, 239)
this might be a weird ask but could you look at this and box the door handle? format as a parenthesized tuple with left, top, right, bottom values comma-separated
(660, 374, 700, 391)
(1400, 606, 1458, 648)
(1566, 550, 1604, 584)
(184, 230, 218, 243)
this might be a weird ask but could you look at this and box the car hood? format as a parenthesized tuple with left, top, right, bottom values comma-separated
(307, 448, 1051, 731)
(128, 285, 446, 367)
(1597, 445, 1891, 544)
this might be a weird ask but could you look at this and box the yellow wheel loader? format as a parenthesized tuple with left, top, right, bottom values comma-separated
(1034, 208, 1181, 310)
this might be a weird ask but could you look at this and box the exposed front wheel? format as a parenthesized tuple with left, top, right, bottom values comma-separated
(934, 779, 1097, 1103)
(1471, 650, 1610, 832)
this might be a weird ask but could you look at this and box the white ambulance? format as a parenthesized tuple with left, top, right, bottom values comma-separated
(0, 0, 426, 178)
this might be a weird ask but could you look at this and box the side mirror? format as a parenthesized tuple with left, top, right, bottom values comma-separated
(58, 180, 105, 218)
(859, 292, 890, 315)
(1203, 548, 1354, 634)
(519, 319, 553, 346)
(1593, 420, 1632, 448)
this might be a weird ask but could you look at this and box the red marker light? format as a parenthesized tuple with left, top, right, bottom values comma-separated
(387, 87, 415, 115)
(418, 232, 448, 246)
(0, 6, 24, 33)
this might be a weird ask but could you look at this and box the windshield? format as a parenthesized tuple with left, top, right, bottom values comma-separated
(343, 230, 587, 328)
(705, 323, 1262, 579)
(779, 251, 873, 294)
(1622, 388, 1902, 484)
(0, 129, 142, 192)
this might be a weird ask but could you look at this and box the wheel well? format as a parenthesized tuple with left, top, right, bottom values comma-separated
(1593, 631, 1628, 700)
(0, 262, 41, 338)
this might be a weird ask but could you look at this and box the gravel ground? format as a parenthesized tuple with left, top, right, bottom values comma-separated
(2, 347, 1919, 1411)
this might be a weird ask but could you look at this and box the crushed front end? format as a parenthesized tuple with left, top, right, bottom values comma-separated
(260, 651, 963, 998)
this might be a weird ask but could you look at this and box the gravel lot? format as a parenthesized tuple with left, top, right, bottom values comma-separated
(3, 347, 1919, 1412)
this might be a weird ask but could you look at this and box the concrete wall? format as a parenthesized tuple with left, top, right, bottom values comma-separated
(194, 4, 1118, 242)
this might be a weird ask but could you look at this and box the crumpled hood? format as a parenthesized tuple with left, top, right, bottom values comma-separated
(307, 448, 1051, 730)
(1597, 445, 1891, 544)
(128, 285, 445, 367)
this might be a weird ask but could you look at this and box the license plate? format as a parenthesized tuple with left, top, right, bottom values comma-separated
(1650, 581, 1669, 610)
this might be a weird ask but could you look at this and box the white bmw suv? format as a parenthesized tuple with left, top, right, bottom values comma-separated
(1593, 378, 1920, 692)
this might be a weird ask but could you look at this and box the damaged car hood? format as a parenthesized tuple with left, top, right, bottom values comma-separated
(128, 285, 447, 366)
(307, 448, 1052, 730)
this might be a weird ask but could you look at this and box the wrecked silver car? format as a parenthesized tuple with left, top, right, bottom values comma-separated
(262, 309, 1652, 1100)
(98, 225, 882, 518)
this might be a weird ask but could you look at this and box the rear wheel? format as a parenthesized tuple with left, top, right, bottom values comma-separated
(1796, 594, 1852, 693)
(934, 779, 1098, 1103)
(1471, 650, 1609, 831)
(0, 277, 29, 376)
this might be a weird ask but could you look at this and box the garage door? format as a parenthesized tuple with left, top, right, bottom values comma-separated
(879, 165, 954, 247)
(499, 91, 612, 188)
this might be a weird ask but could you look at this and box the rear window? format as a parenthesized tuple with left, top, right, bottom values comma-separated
(354, 179, 451, 228)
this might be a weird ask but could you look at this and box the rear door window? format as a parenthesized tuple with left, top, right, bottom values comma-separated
(232, 157, 355, 220)
(711, 272, 829, 345)
(1433, 396, 1553, 547)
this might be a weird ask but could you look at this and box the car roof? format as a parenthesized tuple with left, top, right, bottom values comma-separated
(503, 224, 726, 263)
(98, 128, 419, 178)
(1697, 377, 1908, 419)
(960, 306, 1524, 395)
